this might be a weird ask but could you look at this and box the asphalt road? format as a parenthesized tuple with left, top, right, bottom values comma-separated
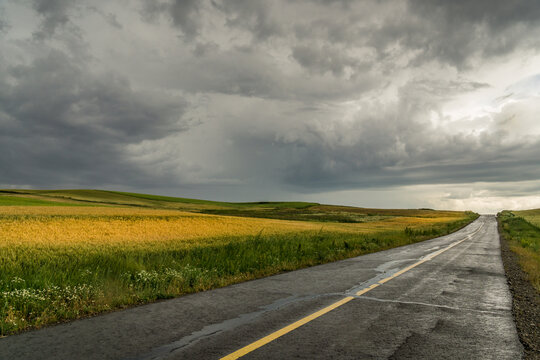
(0, 215, 523, 359)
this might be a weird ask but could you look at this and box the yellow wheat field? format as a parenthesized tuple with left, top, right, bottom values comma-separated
(0, 206, 462, 249)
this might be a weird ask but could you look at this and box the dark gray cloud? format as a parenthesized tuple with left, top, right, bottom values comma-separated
(0, 50, 189, 187)
(0, 9, 8, 34)
(87, 6, 122, 29)
(286, 0, 540, 71)
(215, 0, 283, 41)
(31, 0, 74, 39)
(291, 44, 367, 77)
(166, 46, 379, 101)
(398, 0, 540, 67)
(141, 0, 200, 41)
(409, 0, 540, 32)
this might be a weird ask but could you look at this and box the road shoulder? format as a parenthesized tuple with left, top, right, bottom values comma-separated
(498, 219, 540, 359)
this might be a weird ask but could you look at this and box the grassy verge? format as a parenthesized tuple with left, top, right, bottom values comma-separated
(498, 211, 540, 291)
(497, 211, 540, 358)
(0, 210, 477, 336)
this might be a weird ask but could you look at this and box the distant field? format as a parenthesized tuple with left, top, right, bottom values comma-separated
(0, 190, 478, 336)
(498, 210, 540, 292)
(0, 195, 87, 207)
(515, 208, 540, 229)
(0, 189, 318, 211)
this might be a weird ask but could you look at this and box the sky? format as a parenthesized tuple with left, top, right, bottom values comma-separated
(1, 0, 540, 213)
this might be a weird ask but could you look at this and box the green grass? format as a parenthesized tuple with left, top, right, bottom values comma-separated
(106, 190, 237, 206)
(497, 211, 540, 292)
(0, 196, 84, 207)
(202, 208, 386, 222)
(0, 207, 477, 336)
(236, 201, 319, 209)
(108, 191, 318, 209)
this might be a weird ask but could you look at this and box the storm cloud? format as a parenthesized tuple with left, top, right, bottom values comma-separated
(0, 49, 189, 187)
(1, 0, 540, 212)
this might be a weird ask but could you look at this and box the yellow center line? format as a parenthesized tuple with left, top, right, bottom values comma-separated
(220, 296, 355, 360)
(220, 223, 483, 360)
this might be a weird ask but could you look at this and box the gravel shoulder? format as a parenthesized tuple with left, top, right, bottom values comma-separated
(498, 219, 540, 360)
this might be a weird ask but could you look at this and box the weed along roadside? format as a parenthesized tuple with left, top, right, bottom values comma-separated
(497, 211, 540, 358)
(0, 190, 478, 336)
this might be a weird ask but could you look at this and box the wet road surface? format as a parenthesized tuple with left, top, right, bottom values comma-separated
(0, 215, 522, 359)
